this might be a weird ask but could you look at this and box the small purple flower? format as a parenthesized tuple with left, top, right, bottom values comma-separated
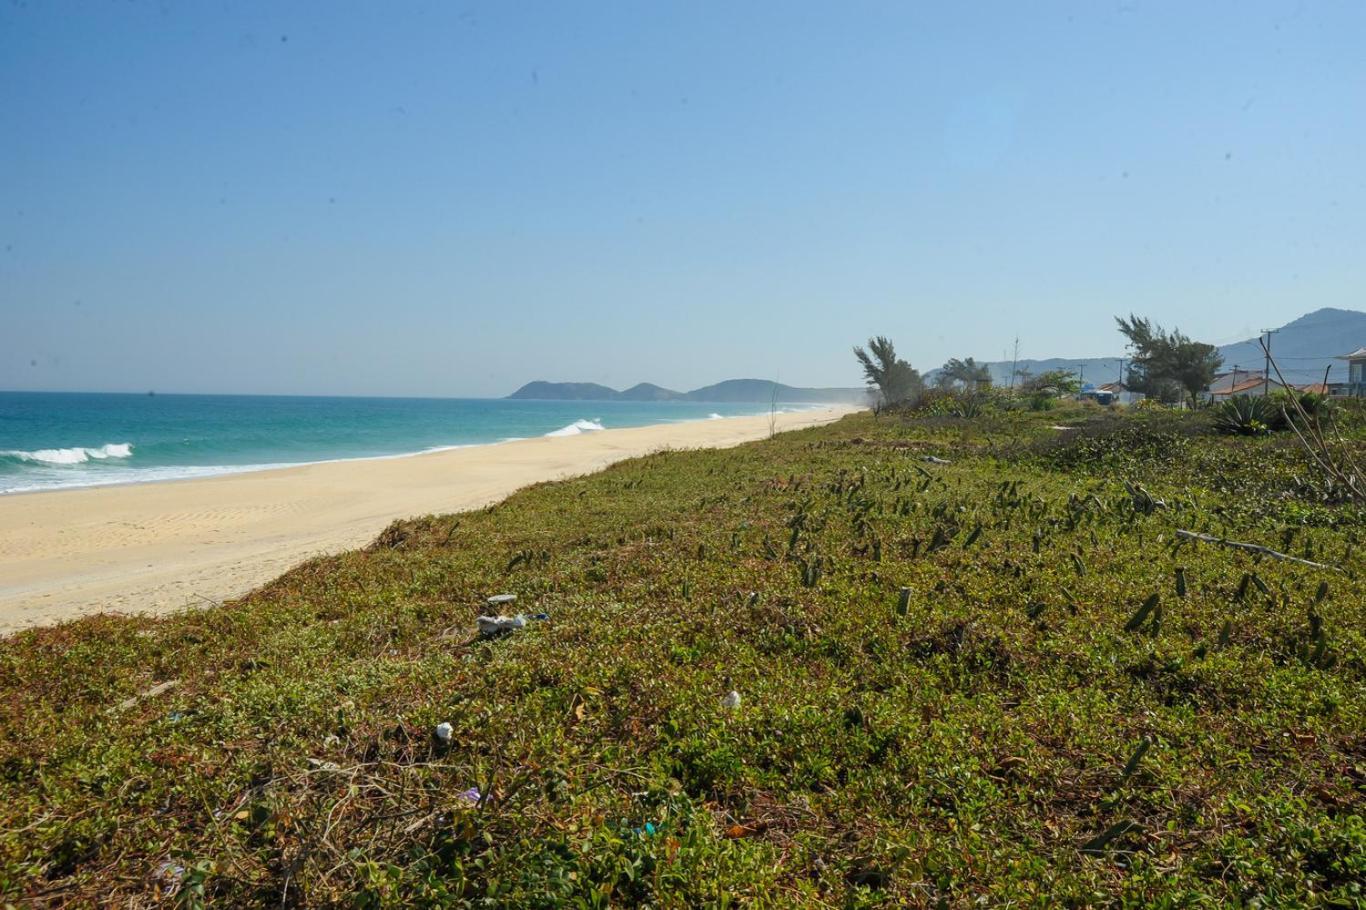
(458, 787, 482, 805)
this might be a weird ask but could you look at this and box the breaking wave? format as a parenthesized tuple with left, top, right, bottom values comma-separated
(544, 419, 606, 437)
(1, 442, 134, 466)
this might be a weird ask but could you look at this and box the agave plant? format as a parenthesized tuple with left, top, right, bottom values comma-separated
(1212, 395, 1275, 436)
(951, 393, 985, 418)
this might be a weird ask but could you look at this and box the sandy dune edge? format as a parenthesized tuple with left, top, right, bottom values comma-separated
(0, 407, 856, 632)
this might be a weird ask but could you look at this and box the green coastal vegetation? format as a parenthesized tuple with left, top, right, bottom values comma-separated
(3, 361, 1365, 906)
(854, 314, 1226, 413)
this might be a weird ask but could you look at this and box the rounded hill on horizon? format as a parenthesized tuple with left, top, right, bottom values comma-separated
(506, 379, 868, 404)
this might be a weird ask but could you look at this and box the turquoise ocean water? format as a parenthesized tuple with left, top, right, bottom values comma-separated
(0, 392, 810, 495)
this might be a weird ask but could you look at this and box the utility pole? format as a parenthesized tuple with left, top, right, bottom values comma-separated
(1009, 336, 1020, 391)
(1260, 328, 1279, 397)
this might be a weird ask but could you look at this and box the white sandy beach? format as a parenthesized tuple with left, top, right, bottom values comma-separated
(0, 406, 856, 633)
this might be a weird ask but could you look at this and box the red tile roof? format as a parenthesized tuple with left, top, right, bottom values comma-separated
(1214, 377, 1288, 396)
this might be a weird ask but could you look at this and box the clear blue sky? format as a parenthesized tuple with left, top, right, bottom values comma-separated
(3, 1, 1363, 396)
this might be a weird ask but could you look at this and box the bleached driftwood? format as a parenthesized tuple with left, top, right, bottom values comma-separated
(1175, 529, 1338, 572)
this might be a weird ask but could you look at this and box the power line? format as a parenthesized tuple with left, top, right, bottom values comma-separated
(1256, 355, 1345, 361)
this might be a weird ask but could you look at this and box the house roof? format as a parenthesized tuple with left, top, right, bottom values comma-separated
(1338, 346, 1366, 360)
(1207, 370, 1264, 392)
(1298, 383, 1330, 394)
(1097, 382, 1126, 393)
(1214, 377, 1289, 396)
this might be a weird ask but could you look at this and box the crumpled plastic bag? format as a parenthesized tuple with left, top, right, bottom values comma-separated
(477, 614, 527, 636)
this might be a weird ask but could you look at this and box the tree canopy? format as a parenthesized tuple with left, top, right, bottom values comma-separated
(1116, 314, 1223, 407)
(939, 357, 994, 391)
(1020, 369, 1081, 397)
(853, 336, 922, 406)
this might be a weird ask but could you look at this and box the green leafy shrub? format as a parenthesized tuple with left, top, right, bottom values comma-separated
(1272, 389, 1334, 421)
(1030, 411, 1209, 469)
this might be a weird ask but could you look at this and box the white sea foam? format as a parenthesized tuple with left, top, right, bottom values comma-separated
(544, 419, 606, 437)
(0, 461, 294, 495)
(708, 413, 725, 420)
(2, 442, 134, 465)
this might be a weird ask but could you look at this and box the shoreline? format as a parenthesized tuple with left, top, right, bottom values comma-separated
(1, 404, 831, 498)
(0, 405, 858, 633)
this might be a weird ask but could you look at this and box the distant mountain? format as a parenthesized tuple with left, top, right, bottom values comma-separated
(681, 379, 866, 403)
(1214, 308, 1366, 385)
(617, 382, 681, 401)
(506, 378, 868, 404)
(939, 307, 1365, 389)
(506, 381, 620, 401)
(934, 357, 1127, 389)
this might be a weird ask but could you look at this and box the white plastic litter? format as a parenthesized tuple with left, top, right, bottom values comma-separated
(434, 721, 454, 744)
(477, 614, 527, 636)
(486, 594, 518, 607)
(722, 690, 742, 709)
(156, 860, 186, 883)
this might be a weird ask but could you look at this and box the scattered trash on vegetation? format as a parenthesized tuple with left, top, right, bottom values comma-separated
(477, 614, 527, 636)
